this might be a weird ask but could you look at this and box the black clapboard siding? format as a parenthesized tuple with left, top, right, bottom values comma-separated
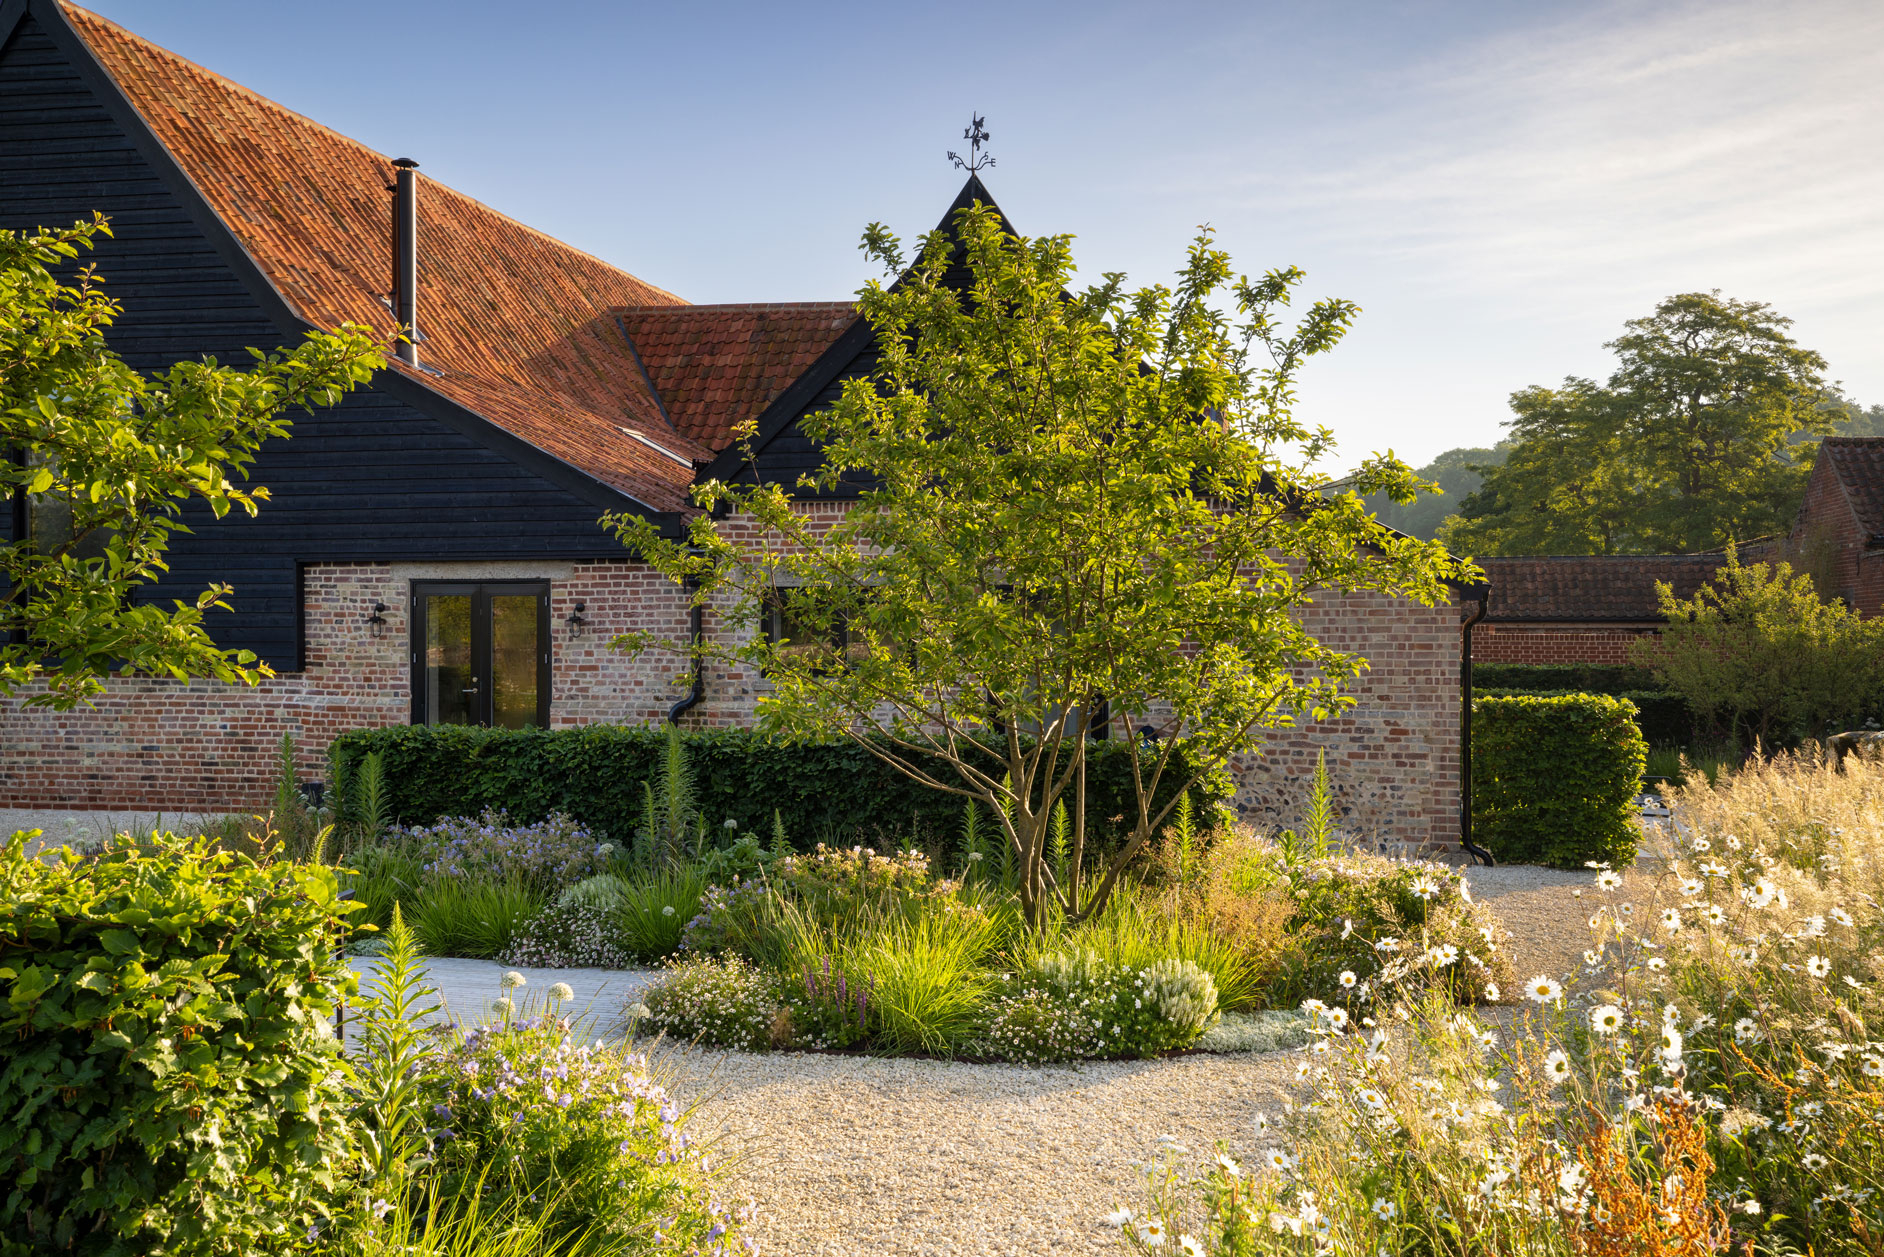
(0, 16, 641, 670)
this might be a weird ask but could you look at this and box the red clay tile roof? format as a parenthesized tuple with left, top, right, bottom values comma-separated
(1820, 437, 1884, 540)
(62, 2, 708, 511)
(616, 303, 856, 448)
(1479, 555, 1727, 622)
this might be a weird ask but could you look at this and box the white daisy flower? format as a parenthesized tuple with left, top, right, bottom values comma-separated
(1525, 975, 1563, 1004)
(1661, 909, 1681, 933)
(1830, 906, 1854, 927)
(1265, 1148, 1296, 1172)
(1339, 970, 1358, 988)
(1801, 1152, 1829, 1172)
(1103, 1207, 1133, 1228)
(1544, 1049, 1573, 1084)
(1861, 1055, 1884, 1078)
(1806, 955, 1832, 979)
(1216, 1153, 1241, 1178)
(1590, 1004, 1625, 1034)
(1179, 1236, 1204, 1257)
(1704, 903, 1726, 925)
(1483, 982, 1500, 1003)
(1596, 870, 1624, 890)
(1372, 1197, 1398, 1220)
(1137, 1218, 1167, 1246)
(1733, 1018, 1763, 1044)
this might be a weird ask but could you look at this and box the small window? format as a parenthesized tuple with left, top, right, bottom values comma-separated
(761, 589, 850, 661)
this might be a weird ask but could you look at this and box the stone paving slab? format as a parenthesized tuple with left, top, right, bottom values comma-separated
(343, 955, 659, 1042)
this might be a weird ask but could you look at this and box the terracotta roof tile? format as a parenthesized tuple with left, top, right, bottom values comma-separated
(616, 303, 856, 448)
(1479, 555, 1727, 622)
(63, 3, 706, 511)
(1820, 437, 1884, 540)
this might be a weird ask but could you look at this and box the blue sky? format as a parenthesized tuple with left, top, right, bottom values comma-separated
(83, 0, 1884, 470)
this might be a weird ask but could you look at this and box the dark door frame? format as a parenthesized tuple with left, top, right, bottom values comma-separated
(408, 580, 551, 728)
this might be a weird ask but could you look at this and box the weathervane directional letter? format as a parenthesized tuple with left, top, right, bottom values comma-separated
(947, 114, 995, 173)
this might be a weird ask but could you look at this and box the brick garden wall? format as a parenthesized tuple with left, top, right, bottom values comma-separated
(0, 534, 1469, 851)
(1472, 624, 1655, 666)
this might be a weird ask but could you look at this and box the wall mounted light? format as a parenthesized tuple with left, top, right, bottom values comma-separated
(365, 600, 388, 637)
(565, 600, 588, 639)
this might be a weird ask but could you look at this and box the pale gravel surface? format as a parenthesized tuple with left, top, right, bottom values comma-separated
(661, 1047, 1308, 1257)
(1462, 860, 1666, 985)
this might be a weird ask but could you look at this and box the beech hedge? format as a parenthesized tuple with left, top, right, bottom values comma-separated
(0, 833, 361, 1255)
(327, 725, 1233, 853)
(1477, 686, 1692, 746)
(1472, 693, 1648, 868)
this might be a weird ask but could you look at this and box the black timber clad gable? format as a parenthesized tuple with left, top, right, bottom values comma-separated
(698, 174, 1011, 496)
(0, 12, 641, 670)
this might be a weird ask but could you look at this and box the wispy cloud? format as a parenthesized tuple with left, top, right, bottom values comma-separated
(1246, 0, 1884, 311)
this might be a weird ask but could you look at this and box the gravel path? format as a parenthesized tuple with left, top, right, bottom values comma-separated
(661, 1047, 1307, 1257)
(1463, 861, 1665, 985)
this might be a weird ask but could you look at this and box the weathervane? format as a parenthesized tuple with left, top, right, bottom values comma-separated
(948, 114, 994, 174)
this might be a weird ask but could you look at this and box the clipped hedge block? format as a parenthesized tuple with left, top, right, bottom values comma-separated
(1477, 686, 1693, 747)
(328, 725, 1231, 854)
(1472, 693, 1648, 868)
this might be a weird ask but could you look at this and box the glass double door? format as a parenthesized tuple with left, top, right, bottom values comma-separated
(410, 582, 550, 729)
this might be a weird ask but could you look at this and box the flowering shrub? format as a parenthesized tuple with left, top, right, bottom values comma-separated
(679, 878, 775, 956)
(781, 955, 873, 1050)
(500, 900, 633, 969)
(773, 843, 957, 929)
(1031, 949, 1220, 1058)
(421, 1012, 749, 1252)
(972, 982, 1102, 1063)
(641, 955, 782, 1051)
(401, 809, 607, 893)
(1111, 749, 1884, 1256)
(1269, 853, 1509, 1009)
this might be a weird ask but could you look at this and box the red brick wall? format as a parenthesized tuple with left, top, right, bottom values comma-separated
(1473, 624, 1657, 666)
(1, 522, 1468, 850)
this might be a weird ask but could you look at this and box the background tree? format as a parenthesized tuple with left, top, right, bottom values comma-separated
(611, 206, 1465, 930)
(1361, 443, 1507, 541)
(3, 217, 381, 708)
(1631, 546, 1884, 747)
(1445, 292, 1838, 556)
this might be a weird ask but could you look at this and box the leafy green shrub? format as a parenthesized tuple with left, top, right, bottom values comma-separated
(1472, 693, 1648, 867)
(409, 877, 545, 959)
(640, 955, 780, 1050)
(328, 725, 1230, 854)
(1478, 685, 1693, 747)
(0, 833, 360, 1255)
(422, 1012, 745, 1249)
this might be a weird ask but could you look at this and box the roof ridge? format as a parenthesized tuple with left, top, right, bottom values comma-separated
(617, 300, 854, 313)
(59, 1, 688, 311)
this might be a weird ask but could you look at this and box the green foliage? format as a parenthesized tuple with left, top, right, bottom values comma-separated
(1478, 686, 1692, 746)
(1027, 949, 1219, 1057)
(1632, 547, 1884, 746)
(1472, 693, 1648, 867)
(637, 724, 696, 869)
(351, 904, 439, 1191)
(341, 840, 421, 934)
(608, 206, 1464, 930)
(0, 217, 381, 708)
(330, 724, 1229, 858)
(358, 751, 390, 841)
(1277, 748, 1334, 866)
(409, 878, 545, 960)
(854, 911, 999, 1054)
(615, 866, 707, 961)
(1472, 663, 1659, 693)
(1446, 291, 1838, 556)
(1362, 443, 1508, 541)
(0, 832, 360, 1254)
